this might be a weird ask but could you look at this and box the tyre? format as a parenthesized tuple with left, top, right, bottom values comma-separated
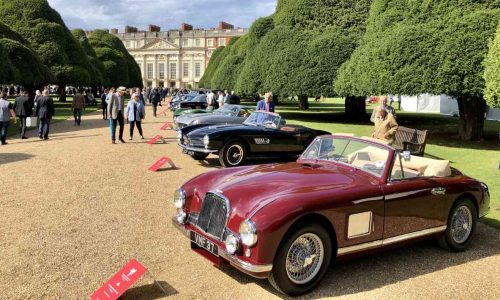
(218, 140, 247, 167)
(191, 153, 209, 161)
(268, 223, 332, 296)
(439, 198, 477, 252)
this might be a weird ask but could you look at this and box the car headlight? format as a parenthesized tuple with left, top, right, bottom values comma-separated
(225, 234, 239, 255)
(480, 182, 489, 192)
(176, 131, 182, 140)
(203, 135, 210, 146)
(239, 220, 258, 247)
(176, 209, 187, 224)
(191, 120, 199, 125)
(174, 188, 186, 209)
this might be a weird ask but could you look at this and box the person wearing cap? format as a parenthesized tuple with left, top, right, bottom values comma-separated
(108, 86, 126, 144)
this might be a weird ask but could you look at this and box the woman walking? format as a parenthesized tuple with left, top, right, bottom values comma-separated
(126, 93, 145, 140)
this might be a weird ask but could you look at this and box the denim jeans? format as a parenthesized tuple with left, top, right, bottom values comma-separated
(39, 118, 50, 139)
(73, 109, 82, 125)
(0, 121, 9, 143)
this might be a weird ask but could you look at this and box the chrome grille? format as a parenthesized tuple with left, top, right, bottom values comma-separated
(197, 192, 229, 239)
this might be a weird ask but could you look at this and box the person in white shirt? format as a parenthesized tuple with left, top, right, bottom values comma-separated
(207, 91, 215, 110)
(217, 91, 224, 108)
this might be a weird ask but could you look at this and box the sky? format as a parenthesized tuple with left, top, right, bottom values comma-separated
(47, 0, 277, 31)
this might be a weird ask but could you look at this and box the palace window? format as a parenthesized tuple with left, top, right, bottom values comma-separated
(207, 39, 213, 47)
(195, 38, 201, 47)
(183, 38, 189, 47)
(125, 41, 130, 48)
(218, 38, 226, 46)
(147, 63, 153, 79)
(170, 63, 177, 79)
(183, 63, 189, 77)
(159, 63, 165, 79)
(195, 63, 201, 77)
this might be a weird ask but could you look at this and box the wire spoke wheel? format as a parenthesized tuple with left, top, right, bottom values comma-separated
(226, 144, 244, 166)
(285, 233, 324, 285)
(451, 205, 473, 244)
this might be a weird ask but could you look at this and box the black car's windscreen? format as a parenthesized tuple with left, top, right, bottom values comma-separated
(243, 112, 281, 128)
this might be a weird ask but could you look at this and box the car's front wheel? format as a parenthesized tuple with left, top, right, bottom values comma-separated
(439, 198, 477, 252)
(219, 140, 247, 167)
(269, 223, 332, 296)
(190, 153, 209, 161)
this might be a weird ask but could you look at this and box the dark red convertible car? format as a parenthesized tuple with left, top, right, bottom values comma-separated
(172, 135, 490, 295)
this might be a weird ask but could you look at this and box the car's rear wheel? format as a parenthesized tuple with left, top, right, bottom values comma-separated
(439, 198, 477, 252)
(191, 153, 209, 161)
(268, 223, 332, 296)
(219, 140, 247, 167)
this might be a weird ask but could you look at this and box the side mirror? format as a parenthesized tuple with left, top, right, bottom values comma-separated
(403, 150, 411, 161)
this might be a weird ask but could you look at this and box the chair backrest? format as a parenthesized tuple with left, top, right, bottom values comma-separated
(394, 126, 428, 150)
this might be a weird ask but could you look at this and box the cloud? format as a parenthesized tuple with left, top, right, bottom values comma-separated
(47, 0, 277, 31)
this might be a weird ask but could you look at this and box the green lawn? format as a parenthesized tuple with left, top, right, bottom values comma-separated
(6, 96, 99, 137)
(262, 98, 500, 229)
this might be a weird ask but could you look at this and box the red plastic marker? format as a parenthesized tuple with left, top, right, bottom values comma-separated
(160, 122, 174, 130)
(90, 259, 147, 300)
(148, 157, 176, 172)
(147, 135, 165, 145)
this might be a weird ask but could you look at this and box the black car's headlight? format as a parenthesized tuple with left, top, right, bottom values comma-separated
(239, 220, 258, 247)
(203, 135, 210, 146)
(174, 188, 186, 209)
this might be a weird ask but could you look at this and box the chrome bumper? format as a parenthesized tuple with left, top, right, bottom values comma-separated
(178, 143, 218, 154)
(171, 218, 272, 275)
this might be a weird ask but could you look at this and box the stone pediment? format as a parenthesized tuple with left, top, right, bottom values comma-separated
(140, 39, 179, 50)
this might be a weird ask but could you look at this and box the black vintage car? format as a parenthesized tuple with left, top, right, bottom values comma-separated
(177, 111, 330, 167)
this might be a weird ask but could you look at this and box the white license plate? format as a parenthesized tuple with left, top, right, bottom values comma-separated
(190, 231, 219, 257)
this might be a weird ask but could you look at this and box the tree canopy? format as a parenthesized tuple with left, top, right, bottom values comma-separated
(0, 21, 51, 86)
(72, 29, 105, 86)
(484, 22, 500, 109)
(198, 46, 226, 88)
(210, 36, 244, 90)
(334, 0, 500, 140)
(0, 0, 92, 87)
(87, 29, 143, 88)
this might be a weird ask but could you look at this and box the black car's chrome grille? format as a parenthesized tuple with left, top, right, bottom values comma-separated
(196, 192, 229, 240)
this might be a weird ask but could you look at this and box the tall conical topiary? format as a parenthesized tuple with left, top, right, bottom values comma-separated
(72, 29, 105, 87)
(484, 22, 500, 110)
(0, 0, 92, 101)
(335, 0, 500, 141)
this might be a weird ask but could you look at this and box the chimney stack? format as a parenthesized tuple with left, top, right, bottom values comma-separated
(148, 25, 161, 32)
(124, 26, 138, 33)
(180, 23, 193, 31)
(111, 28, 118, 34)
(218, 22, 234, 30)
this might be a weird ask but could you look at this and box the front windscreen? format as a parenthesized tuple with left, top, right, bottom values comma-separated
(214, 105, 239, 116)
(243, 112, 281, 128)
(301, 137, 390, 177)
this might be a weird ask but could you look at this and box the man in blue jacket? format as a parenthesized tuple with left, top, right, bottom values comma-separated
(256, 92, 275, 113)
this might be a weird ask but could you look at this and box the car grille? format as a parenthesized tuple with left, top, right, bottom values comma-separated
(196, 192, 229, 240)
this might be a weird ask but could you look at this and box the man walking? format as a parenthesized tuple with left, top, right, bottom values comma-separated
(101, 88, 109, 120)
(13, 91, 32, 139)
(35, 90, 54, 140)
(151, 88, 161, 117)
(0, 92, 17, 145)
(108, 86, 126, 144)
(72, 89, 85, 126)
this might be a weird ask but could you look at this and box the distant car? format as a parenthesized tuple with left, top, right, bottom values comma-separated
(172, 135, 490, 296)
(175, 105, 254, 129)
(173, 108, 213, 119)
(177, 111, 330, 166)
(178, 94, 208, 110)
(169, 94, 198, 111)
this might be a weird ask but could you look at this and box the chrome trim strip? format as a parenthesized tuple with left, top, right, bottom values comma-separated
(179, 143, 218, 154)
(338, 225, 447, 255)
(171, 219, 272, 273)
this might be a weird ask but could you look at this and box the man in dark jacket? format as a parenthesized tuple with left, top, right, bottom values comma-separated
(151, 88, 162, 117)
(13, 91, 32, 139)
(101, 88, 108, 120)
(35, 89, 55, 140)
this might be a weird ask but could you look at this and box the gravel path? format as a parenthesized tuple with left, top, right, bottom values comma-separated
(0, 107, 499, 300)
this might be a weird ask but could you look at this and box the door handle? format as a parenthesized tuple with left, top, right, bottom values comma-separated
(431, 187, 446, 195)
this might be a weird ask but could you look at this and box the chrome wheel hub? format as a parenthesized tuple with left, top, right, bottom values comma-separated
(451, 205, 473, 244)
(285, 233, 324, 284)
(227, 145, 243, 165)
